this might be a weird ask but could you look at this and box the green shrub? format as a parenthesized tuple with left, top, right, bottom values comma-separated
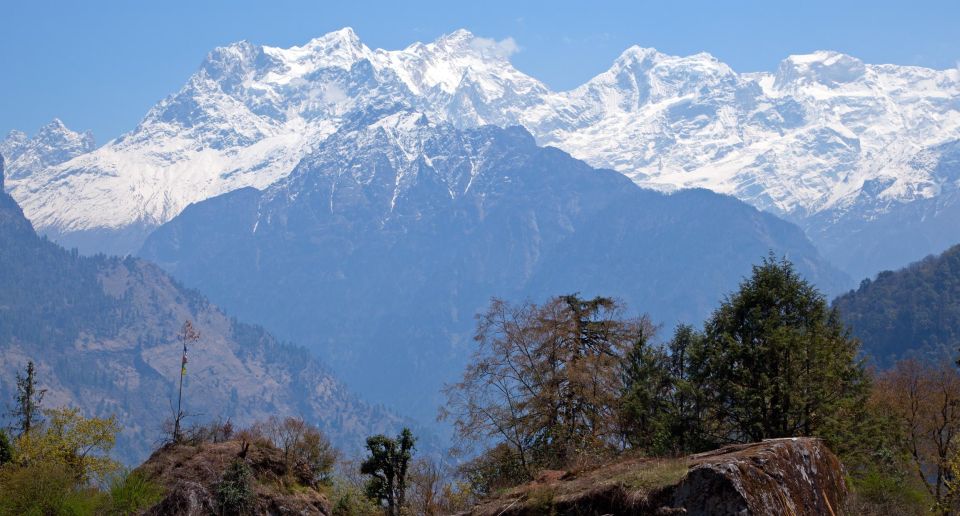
(102, 470, 164, 515)
(59, 488, 105, 516)
(458, 443, 530, 497)
(0, 460, 100, 515)
(216, 459, 255, 515)
(0, 430, 12, 466)
(330, 481, 381, 516)
(846, 469, 930, 516)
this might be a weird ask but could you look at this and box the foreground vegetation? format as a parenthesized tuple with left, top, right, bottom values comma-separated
(439, 255, 960, 515)
(2, 254, 960, 514)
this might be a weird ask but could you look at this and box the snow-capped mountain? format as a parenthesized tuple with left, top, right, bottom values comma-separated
(5, 28, 960, 276)
(0, 119, 95, 180)
(525, 48, 960, 220)
(3, 28, 550, 254)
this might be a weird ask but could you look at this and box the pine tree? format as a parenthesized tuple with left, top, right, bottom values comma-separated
(618, 334, 671, 451)
(693, 254, 868, 444)
(0, 429, 12, 465)
(442, 295, 653, 473)
(11, 361, 46, 437)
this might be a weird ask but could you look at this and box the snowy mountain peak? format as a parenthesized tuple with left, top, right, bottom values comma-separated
(431, 29, 516, 61)
(614, 45, 664, 66)
(435, 28, 476, 46)
(266, 27, 372, 72)
(37, 118, 94, 146)
(774, 50, 866, 89)
(40, 117, 68, 133)
(1, 130, 28, 149)
(9, 30, 960, 264)
(306, 26, 362, 47)
(0, 119, 94, 181)
(563, 46, 740, 116)
(611, 46, 730, 74)
(201, 40, 260, 77)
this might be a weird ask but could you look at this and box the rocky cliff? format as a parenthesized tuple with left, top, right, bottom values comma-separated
(465, 438, 846, 516)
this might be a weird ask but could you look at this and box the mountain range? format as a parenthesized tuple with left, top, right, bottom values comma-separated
(0, 156, 410, 464)
(3, 29, 960, 280)
(137, 113, 846, 420)
(4, 27, 959, 436)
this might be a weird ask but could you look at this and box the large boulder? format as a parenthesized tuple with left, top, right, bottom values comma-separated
(465, 437, 846, 516)
(669, 438, 846, 515)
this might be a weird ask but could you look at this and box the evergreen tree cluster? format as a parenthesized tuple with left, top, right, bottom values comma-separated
(626, 255, 868, 452)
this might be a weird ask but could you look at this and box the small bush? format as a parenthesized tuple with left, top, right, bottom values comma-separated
(103, 469, 165, 515)
(845, 469, 929, 516)
(330, 480, 381, 516)
(0, 460, 97, 515)
(527, 486, 558, 515)
(256, 416, 338, 488)
(459, 443, 530, 497)
(216, 459, 255, 515)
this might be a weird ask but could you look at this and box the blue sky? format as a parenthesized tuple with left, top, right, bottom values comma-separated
(2, 0, 958, 141)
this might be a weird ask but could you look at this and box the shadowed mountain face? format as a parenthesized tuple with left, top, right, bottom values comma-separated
(0, 157, 408, 464)
(139, 116, 848, 420)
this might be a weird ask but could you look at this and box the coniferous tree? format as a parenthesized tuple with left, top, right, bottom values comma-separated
(692, 254, 868, 444)
(619, 324, 713, 455)
(0, 429, 12, 465)
(618, 334, 671, 452)
(11, 361, 46, 437)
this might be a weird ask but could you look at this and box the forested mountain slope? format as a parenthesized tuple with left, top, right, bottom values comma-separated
(0, 157, 406, 463)
(834, 243, 960, 363)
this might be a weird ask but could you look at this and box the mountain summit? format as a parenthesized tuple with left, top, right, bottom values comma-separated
(3, 29, 959, 277)
(0, 119, 94, 180)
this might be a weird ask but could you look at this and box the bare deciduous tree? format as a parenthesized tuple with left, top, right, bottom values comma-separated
(441, 295, 653, 477)
(257, 416, 339, 487)
(875, 358, 960, 514)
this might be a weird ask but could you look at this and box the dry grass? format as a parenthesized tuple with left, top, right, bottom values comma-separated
(468, 456, 691, 515)
(613, 458, 689, 494)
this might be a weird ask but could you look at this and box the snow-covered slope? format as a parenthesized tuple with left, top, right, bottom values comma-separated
(4, 29, 546, 251)
(6, 28, 960, 272)
(523, 48, 960, 220)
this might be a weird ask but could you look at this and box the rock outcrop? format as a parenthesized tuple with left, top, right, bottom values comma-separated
(465, 437, 846, 516)
(136, 439, 330, 516)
